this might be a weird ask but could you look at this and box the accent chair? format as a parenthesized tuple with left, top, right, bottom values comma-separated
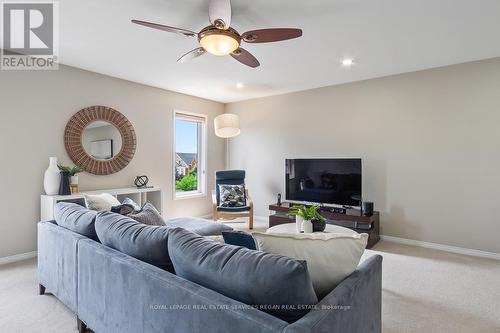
(212, 170, 254, 229)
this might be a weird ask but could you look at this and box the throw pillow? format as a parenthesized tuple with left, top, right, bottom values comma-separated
(127, 202, 165, 226)
(110, 203, 136, 216)
(253, 232, 368, 299)
(222, 230, 257, 250)
(84, 193, 121, 211)
(218, 184, 246, 207)
(122, 197, 141, 211)
(54, 202, 98, 240)
(168, 228, 318, 323)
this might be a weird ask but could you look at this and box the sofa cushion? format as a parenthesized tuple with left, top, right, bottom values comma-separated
(253, 232, 368, 299)
(168, 228, 318, 323)
(84, 193, 121, 211)
(95, 211, 174, 272)
(165, 217, 232, 236)
(216, 205, 251, 212)
(54, 202, 98, 240)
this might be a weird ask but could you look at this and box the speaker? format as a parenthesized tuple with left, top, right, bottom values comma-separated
(362, 201, 374, 216)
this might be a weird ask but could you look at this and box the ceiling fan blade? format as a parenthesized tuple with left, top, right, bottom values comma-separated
(177, 48, 206, 63)
(231, 48, 260, 68)
(131, 20, 197, 37)
(209, 0, 231, 30)
(242, 28, 303, 43)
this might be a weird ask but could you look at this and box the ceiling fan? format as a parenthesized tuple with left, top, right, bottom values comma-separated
(132, 0, 303, 68)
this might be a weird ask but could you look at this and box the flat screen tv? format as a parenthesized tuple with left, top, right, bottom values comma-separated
(285, 159, 362, 207)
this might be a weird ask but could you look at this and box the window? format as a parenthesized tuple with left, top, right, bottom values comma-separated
(174, 111, 207, 199)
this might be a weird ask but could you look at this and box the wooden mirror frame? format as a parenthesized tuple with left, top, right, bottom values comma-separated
(64, 106, 136, 175)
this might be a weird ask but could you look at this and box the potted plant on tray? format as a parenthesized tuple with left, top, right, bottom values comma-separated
(288, 204, 327, 233)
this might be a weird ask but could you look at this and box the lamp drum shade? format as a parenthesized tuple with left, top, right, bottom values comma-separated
(215, 113, 241, 138)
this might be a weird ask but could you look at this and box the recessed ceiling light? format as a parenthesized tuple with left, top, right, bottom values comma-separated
(236, 82, 244, 88)
(342, 58, 354, 67)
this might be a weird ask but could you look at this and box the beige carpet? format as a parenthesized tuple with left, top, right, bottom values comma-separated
(1, 222, 499, 332)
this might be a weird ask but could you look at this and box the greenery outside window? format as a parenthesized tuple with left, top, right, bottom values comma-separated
(174, 111, 207, 199)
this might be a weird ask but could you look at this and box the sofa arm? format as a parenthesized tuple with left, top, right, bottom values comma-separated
(284, 255, 383, 333)
(38, 221, 87, 313)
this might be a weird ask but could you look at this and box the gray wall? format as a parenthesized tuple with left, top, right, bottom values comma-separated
(226, 58, 500, 254)
(0, 65, 225, 259)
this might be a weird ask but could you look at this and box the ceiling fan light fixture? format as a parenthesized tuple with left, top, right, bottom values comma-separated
(132, 0, 303, 68)
(199, 27, 240, 56)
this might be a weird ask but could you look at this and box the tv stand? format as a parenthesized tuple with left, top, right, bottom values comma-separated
(268, 202, 380, 249)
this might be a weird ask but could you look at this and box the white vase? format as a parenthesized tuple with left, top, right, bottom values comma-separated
(302, 219, 313, 233)
(43, 157, 60, 195)
(295, 215, 304, 233)
(70, 176, 79, 185)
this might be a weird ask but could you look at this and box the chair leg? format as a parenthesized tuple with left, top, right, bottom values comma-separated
(77, 318, 87, 333)
(249, 210, 254, 230)
(39, 284, 46, 295)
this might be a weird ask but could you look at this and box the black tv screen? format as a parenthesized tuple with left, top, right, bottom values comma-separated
(285, 159, 362, 207)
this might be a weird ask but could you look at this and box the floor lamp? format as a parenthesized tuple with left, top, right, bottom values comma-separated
(214, 113, 241, 169)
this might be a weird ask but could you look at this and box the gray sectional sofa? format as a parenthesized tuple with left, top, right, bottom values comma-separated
(38, 206, 382, 333)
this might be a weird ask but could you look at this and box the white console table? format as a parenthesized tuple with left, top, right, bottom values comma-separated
(40, 187, 163, 221)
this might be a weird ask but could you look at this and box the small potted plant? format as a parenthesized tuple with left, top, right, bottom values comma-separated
(58, 165, 84, 185)
(57, 165, 83, 195)
(288, 204, 326, 233)
(289, 205, 306, 232)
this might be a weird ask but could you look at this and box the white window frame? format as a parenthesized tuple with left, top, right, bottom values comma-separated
(173, 110, 208, 200)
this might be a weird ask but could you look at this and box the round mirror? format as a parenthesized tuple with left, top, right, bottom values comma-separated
(82, 121, 123, 160)
(64, 106, 136, 175)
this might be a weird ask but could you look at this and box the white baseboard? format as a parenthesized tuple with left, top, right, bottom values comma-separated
(380, 235, 500, 260)
(0, 251, 38, 266)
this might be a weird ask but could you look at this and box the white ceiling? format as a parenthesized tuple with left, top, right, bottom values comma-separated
(60, 0, 500, 103)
